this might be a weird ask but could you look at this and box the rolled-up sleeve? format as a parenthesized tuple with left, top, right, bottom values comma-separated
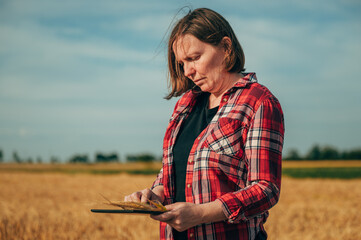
(151, 167, 164, 189)
(218, 97, 284, 223)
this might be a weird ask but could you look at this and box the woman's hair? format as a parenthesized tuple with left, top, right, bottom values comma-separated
(165, 8, 245, 99)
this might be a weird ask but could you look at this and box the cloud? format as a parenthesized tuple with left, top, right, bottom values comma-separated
(225, 9, 361, 153)
(1, 0, 361, 160)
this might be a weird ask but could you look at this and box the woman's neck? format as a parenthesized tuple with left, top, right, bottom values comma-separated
(208, 72, 244, 108)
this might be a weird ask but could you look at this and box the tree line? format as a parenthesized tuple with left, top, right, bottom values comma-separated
(68, 152, 159, 163)
(1, 144, 361, 163)
(284, 144, 361, 160)
(0, 149, 160, 164)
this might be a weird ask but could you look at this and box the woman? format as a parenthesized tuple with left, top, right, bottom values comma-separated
(124, 8, 284, 240)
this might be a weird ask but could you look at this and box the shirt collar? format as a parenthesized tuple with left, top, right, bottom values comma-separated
(232, 72, 257, 88)
(171, 72, 258, 121)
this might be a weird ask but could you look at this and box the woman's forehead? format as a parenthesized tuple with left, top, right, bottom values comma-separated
(173, 35, 204, 60)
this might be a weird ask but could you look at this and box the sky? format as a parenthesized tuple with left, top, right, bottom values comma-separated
(0, 0, 360, 162)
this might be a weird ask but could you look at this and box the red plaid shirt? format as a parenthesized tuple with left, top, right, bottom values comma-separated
(152, 73, 285, 240)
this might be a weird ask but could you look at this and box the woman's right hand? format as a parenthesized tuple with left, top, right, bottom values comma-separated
(124, 186, 164, 203)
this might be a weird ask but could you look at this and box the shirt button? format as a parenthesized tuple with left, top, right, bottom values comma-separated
(189, 159, 193, 163)
(223, 97, 228, 102)
(187, 184, 191, 188)
(190, 233, 194, 237)
(197, 137, 201, 140)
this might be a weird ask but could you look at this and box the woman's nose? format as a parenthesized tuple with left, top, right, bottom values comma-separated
(183, 62, 195, 79)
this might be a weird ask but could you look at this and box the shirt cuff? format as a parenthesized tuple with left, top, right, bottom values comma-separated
(218, 193, 247, 223)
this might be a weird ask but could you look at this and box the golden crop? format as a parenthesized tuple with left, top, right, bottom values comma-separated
(0, 163, 360, 240)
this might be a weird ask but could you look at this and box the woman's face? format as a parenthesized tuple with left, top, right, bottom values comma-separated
(173, 34, 229, 95)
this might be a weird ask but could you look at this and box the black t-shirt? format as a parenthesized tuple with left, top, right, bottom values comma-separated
(172, 92, 218, 238)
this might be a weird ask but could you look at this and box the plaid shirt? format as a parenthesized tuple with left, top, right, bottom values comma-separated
(152, 73, 284, 240)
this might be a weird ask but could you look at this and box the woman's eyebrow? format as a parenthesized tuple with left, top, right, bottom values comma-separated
(175, 48, 201, 63)
(184, 51, 201, 60)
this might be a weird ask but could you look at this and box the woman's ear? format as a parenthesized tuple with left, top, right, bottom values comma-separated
(221, 36, 232, 55)
(221, 37, 232, 68)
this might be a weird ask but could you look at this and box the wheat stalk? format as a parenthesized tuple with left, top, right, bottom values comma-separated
(100, 194, 167, 212)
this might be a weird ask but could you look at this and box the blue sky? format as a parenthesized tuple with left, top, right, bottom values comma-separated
(1, 0, 360, 162)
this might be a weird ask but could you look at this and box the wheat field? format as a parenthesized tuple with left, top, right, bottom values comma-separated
(0, 169, 360, 239)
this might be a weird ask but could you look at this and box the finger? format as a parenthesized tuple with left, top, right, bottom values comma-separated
(150, 211, 173, 222)
(129, 192, 142, 202)
(165, 202, 183, 211)
(140, 188, 152, 203)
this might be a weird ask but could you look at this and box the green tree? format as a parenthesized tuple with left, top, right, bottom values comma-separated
(126, 153, 155, 162)
(305, 145, 321, 160)
(12, 151, 22, 163)
(341, 148, 361, 159)
(68, 154, 89, 163)
(320, 145, 340, 160)
(95, 152, 119, 163)
(0, 149, 3, 162)
(284, 148, 303, 160)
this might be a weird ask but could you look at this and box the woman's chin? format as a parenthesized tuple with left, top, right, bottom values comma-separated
(199, 85, 211, 93)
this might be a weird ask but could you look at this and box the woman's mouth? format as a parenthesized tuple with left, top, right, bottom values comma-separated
(193, 77, 205, 84)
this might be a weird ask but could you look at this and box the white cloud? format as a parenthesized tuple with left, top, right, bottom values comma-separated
(1, 0, 173, 18)
(0, 23, 158, 67)
(1, 0, 361, 160)
(226, 12, 361, 154)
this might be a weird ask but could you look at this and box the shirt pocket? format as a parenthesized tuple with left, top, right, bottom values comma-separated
(205, 117, 246, 157)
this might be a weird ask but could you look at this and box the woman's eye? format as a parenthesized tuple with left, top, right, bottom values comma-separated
(193, 56, 200, 61)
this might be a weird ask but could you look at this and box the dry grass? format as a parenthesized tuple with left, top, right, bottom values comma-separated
(265, 177, 361, 240)
(0, 173, 160, 240)
(0, 170, 360, 239)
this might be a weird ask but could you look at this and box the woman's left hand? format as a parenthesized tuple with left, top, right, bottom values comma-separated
(151, 202, 203, 232)
(150, 200, 227, 232)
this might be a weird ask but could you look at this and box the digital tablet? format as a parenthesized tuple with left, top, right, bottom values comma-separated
(91, 209, 165, 214)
